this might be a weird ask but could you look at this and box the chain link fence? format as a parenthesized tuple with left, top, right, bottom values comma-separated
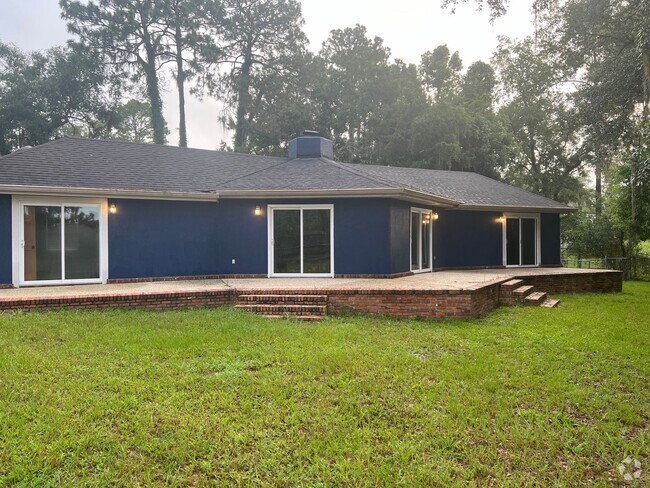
(562, 256, 650, 281)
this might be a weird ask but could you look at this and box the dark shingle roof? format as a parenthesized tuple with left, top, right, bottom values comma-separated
(342, 163, 569, 209)
(0, 137, 573, 211)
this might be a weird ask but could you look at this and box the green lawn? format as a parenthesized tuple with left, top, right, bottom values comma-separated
(1, 284, 648, 486)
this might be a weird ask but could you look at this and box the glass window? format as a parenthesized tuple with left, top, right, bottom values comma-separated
(506, 218, 520, 266)
(24, 206, 62, 281)
(422, 215, 431, 269)
(303, 209, 331, 274)
(273, 209, 301, 274)
(65, 206, 100, 279)
(411, 212, 420, 270)
(521, 218, 537, 266)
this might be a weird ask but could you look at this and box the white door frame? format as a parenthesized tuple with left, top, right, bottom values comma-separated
(268, 204, 334, 278)
(410, 207, 433, 273)
(502, 212, 541, 268)
(12, 196, 109, 287)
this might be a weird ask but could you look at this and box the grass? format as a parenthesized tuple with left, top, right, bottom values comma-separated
(1, 284, 649, 486)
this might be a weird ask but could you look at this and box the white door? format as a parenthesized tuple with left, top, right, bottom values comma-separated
(15, 198, 108, 286)
(411, 208, 433, 272)
(269, 205, 334, 277)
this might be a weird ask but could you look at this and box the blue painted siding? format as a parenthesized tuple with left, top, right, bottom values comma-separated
(108, 199, 223, 279)
(0, 194, 11, 284)
(108, 197, 393, 279)
(334, 199, 392, 275)
(0, 194, 565, 284)
(434, 209, 503, 269)
(389, 200, 411, 274)
(541, 213, 561, 265)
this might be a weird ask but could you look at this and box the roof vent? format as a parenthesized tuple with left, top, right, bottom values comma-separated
(288, 130, 334, 159)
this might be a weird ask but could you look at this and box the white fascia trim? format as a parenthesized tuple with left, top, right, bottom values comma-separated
(219, 188, 460, 207)
(456, 204, 576, 213)
(0, 185, 220, 202)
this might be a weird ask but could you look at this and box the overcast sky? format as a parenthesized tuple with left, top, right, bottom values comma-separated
(1, 0, 536, 150)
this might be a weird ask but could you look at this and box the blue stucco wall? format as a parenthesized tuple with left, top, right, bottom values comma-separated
(107, 197, 393, 279)
(434, 209, 504, 269)
(0, 194, 11, 284)
(541, 213, 562, 265)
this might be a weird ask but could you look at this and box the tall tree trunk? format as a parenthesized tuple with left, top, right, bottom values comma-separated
(643, 47, 650, 122)
(144, 53, 166, 145)
(595, 164, 602, 216)
(140, 9, 166, 145)
(175, 21, 188, 148)
(234, 52, 252, 152)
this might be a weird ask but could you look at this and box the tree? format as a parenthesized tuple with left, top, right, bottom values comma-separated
(160, 0, 219, 147)
(364, 60, 429, 166)
(561, 213, 622, 258)
(0, 43, 118, 154)
(318, 25, 392, 162)
(493, 37, 584, 202)
(461, 61, 496, 112)
(419, 45, 463, 100)
(112, 99, 157, 143)
(441, 0, 557, 20)
(208, 0, 307, 152)
(60, 0, 170, 144)
(606, 122, 650, 253)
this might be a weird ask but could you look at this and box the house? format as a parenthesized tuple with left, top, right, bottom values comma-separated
(0, 133, 573, 288)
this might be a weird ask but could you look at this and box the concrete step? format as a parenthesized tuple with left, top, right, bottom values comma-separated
(513, 285, 535, 298)
(524, 291, 547, 305)
(236, 304, 327, 316)
(501, 279, 524, 291)
(238, 294, 328, 304)
(541, 298, 560, 308)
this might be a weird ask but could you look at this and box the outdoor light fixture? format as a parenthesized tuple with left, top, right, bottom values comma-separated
(254, 205, 262, 216)
(433, 212, 439, 220)
(497, 216, 505, 224)
(109, 204, 117, 215)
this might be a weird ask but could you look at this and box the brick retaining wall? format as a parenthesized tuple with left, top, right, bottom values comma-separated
(513, 270, 622, 294)
(0, 270, 623, 318)
(0, 290, 236, 313)
(327, 282, 503, 319)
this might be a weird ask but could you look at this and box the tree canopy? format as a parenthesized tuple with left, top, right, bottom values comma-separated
(2, 0, 650, 256)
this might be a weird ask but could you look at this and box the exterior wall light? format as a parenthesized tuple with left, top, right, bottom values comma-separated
(254, 205, 262, 216)
(109, 204, 117, 215)
(433, 212, 439, 220)
(497, 216, 505, 224)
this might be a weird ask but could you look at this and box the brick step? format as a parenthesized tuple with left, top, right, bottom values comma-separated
(235, 304, 327, 315)
(524, 291, 547, 305)
(540, 298, 560, 308)
(513, 285, 535, 298)
(501, 279, 524, 291)
(263, 314, 323, 322)
(238, 294, 328, 304)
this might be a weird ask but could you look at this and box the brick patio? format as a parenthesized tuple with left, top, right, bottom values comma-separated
(0, 268, 623, 319)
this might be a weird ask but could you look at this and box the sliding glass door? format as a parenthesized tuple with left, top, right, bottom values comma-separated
(411, 208, 433, 272)
(504, 215, 539, 267)
(270, 205, 333, 276)
(20, 201, 105, 285)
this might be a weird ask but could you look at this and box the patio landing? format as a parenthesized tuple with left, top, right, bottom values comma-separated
(0, 268, 622, 320)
